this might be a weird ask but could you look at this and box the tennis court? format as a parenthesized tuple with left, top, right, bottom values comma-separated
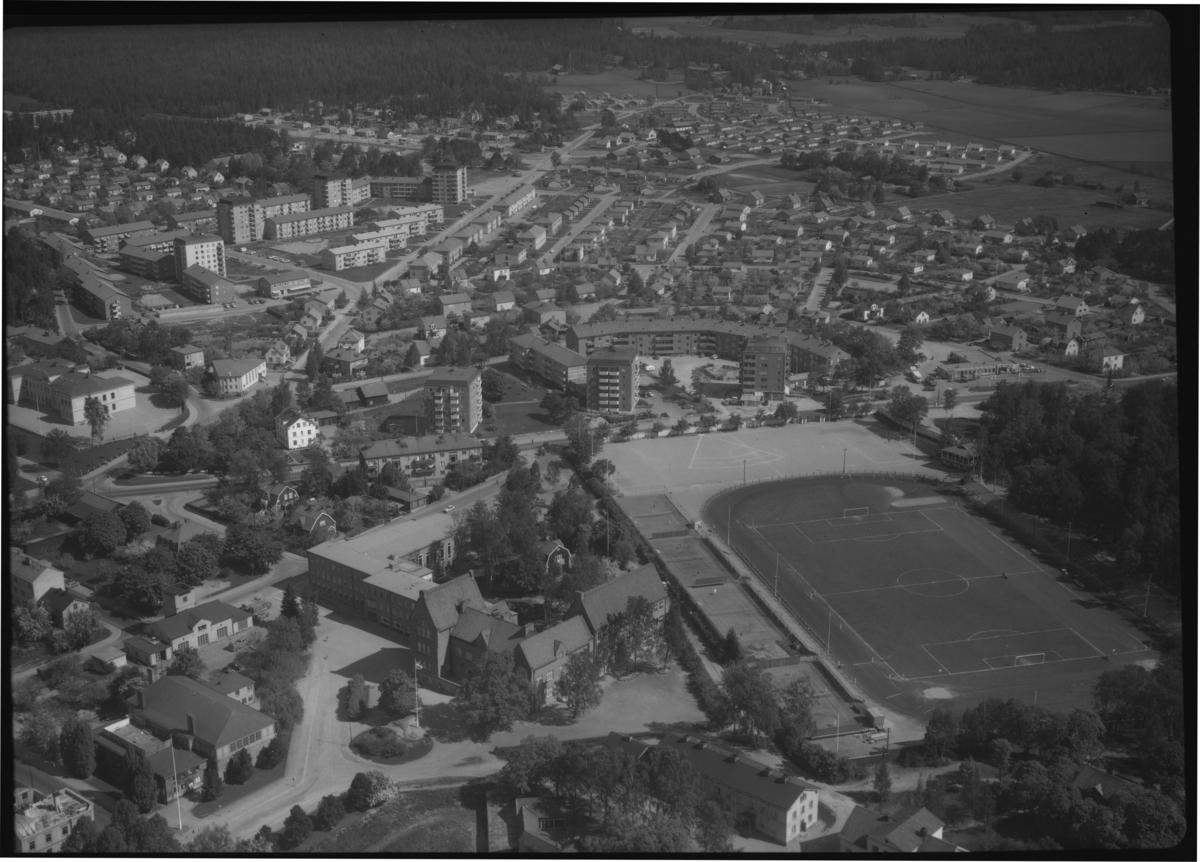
(707, 476, 1148, 693)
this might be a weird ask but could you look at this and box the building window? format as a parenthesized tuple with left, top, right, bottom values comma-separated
(197, 634, 209, 646)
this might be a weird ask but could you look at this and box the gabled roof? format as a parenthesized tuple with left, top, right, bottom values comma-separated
(10, 549, 61, 584)
(650, 735, 817, 809)
(570, 563, 665, 634)
(39, 587, 89, 614)
(127, 675, 274, 748)
(516, 616, 592, 672)
(419, 575, 486, 632)
(148, 600, 251, 642)
(450, 605, 524, 654)
(204, 671, 255, 698)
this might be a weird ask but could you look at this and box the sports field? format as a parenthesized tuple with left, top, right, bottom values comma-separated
(705, 475, 1151, 714)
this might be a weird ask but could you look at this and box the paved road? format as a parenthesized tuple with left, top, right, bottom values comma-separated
(806, 266, 833, 311)
(543, 194, 615, 259)
(666, 202, 718, 264)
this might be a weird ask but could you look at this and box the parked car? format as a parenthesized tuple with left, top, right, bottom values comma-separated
(442, 505, 455, 513)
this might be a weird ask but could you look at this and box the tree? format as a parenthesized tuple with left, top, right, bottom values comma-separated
(83, 395, 110, 443)
(346, 771, 398, 810)
(453, 650, 533, 739)
(93, 826, 130, 852)
(659, 358, 677, 387)
(126, 437, 164, 474)
(201, 761, 224, 801)
(345, 674, 370, 719)
(555, 649, 603, 717)
(694, 798, 735, 852)
(109, 666, 147, 703)
(564, 414, 603, 465)
(887, 385, 929, 435)
(540, 391, 578, 424)
(62, 817, 99, 853)
(497, 734, 563, 797)
(315, 794, 346, 830)
(481, 367, 505, 402)
(160, 375, 191, 409)
(872, 756, 893, 802)
(21, 703, 60, 760)
(126, 750, 158, 812)
(721, 660, 779, 747)
(188, 824, 235, 853)
(826, 389, 845, 420)
(897, 326, 923, 363)
(379, 668, 418, 717)
(224, 523, 284, 573)
(923, 708, 958, 761)
(545, 488, 596, 553)
(988, 737, 1015, 783)
(168, 643, 206, 680)
(42, 428, 77, 467)
(279, 804, 313, 850)
(942, 387, 958, 429)
(176, 541, 218, 586)
(255, 734, 287, 770)
(119, 500, 151, 538)
(59, 714, 96, 778)
(225, 747, 255, 784)
(774, 400, 799, 422)
(13, 604, 52, 644)
(64, 606, 103, 650)
(724, 627, 742, 662)
(81, 510, 127, 556)
(775, 678, 818, 753)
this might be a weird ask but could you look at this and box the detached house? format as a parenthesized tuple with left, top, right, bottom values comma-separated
(839, 804, 965, 852)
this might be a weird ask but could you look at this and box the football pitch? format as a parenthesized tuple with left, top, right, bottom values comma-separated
(706, 476, 1149, 709)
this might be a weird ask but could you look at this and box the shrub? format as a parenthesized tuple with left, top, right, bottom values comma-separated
(255, 734, 287, 770)
(346, 770, 398, 810)
(224, 748, 255, 784)
(278, 804, 312, 850)
(351, 726, 407, 759)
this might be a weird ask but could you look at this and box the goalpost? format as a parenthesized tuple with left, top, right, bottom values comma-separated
(1014, 653, 1046, 666)
(843, 507, 870, 518)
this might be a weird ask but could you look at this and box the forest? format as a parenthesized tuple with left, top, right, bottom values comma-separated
(977, 379, 1179, 591)
(3, 228, 61, 331)
(1070, 227, 1175, 284)
(819, 21, 1171, 90)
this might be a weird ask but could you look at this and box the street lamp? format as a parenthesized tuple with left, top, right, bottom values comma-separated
(842, 448, 847, 474)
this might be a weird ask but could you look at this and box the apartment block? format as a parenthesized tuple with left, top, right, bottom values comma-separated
(208, 357, 266, 395)
(180, 265, 236, 305)
(369, 204, 443, 236)
(495, 184, 537, 217)
(322, 238, 387, 271)
(313, 171, 352, 209)
(174, 234, 226, 280)
(423, 367, 483, 434)
(586, 348, 639, 414)
(257, 270, 311, 298)
(216, 194, 311, 244)
(81, 220, 156, 252)
(369, 175, 431, 202)
(165, 209, 218, 233)
(508, 333, 588, 390)
(264, 205, 354, 239)
(431, 162, 468, 205)
(741, 335, 789, 402)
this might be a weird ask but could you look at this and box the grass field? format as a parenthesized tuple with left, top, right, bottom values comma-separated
(626, 13, 1022, 46)
(790, 78, 1173, 171)
(915, 178, 1170, 231)
(705, 476, 1150, 714)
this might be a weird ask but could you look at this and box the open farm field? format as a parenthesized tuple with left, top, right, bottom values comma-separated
(791, 79, 1172, 167)
(919, 180, 1171, 231)
(543, 68, 695, 101)
(626, 13, 1019, 46)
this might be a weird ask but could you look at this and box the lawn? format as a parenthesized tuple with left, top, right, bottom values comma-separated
(189, 735, 291, 819)
(310, 786, 476, 854)
(626, 13, 1022, 45)
(914, 178, 1169, 231)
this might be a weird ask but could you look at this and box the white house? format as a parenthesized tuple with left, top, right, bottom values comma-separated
(275, 409, 319, 450)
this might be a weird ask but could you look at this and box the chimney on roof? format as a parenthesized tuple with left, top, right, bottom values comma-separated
(135, 690, 145, 709)
(916, 826, 928, 838)
(186, 714, 196, 735)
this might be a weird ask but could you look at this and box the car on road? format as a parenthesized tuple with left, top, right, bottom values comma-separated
(442, 505, 455, 513)
(512, 172, 522, 177)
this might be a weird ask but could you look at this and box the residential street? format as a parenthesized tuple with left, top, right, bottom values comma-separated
(666, 202, 718, 263)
